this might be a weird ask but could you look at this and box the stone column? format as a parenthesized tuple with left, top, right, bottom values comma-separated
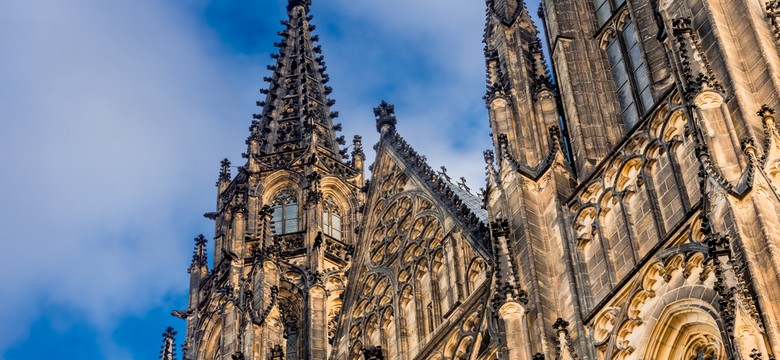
(499, 301, 531, 360)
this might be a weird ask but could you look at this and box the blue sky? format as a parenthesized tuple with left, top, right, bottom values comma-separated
(0, 0, 542, 358)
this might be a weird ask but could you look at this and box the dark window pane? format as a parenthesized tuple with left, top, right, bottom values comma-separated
(596, 2, 612, 26)
(622, 21, 638, 48)
(622, 104, 640, 129)
(272, 205, 283, 233)
(640, 86, 654, 111)
(285, 204, 297, 220)
(627, 44, 645, 73)
(616, 82, 635, 112)
(333, 215, 341, 230)
(285, 220, 298, 233)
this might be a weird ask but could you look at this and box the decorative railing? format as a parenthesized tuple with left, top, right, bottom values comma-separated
(324, 235, 353, 261)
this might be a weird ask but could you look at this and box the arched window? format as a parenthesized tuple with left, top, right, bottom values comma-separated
(322, 197, 343, 240)
(272, 190, 298, 234)
(594, 2, 654, 130)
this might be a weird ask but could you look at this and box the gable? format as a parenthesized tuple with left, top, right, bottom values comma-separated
(333, 134, 492, 360)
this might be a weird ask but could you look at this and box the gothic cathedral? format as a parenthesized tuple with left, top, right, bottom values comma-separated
(160, 0, 780, 359)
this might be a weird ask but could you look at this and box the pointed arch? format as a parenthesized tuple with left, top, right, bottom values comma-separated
(642, 299, 728, 360)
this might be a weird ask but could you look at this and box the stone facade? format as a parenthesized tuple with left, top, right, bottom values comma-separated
(162, 0, 780, 359)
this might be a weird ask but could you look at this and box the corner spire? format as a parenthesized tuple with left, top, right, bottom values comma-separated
(159, 327, 177, 360)
(489, 219, 528, 310)
(189, 234, 208, 273)
(486, 0, 527, 25)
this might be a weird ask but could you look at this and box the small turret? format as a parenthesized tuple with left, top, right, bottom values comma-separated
(217, 159, 231, 191)
(188, 235, 208, 309)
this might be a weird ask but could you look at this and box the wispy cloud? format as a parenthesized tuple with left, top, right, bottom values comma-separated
(311, 0, 495, 188)
(0, 0, 252, 355)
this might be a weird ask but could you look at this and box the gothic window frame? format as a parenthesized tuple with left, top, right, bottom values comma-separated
(594, 0, 626, 27)
(322, 195, 343, 240)
(595, 5, 655, 130)
(272, 189, 299, 235)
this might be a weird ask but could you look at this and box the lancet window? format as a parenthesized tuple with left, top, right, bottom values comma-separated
(322, 196, 343, 240)
(596, 4, 654, 130)
(272, 190, 299, 234)
(594, 0, 625, 26)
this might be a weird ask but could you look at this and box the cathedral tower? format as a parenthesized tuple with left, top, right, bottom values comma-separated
(167, 0, 780, 359)
(175, 0, 364, 358)
(482, 1, 579, 358)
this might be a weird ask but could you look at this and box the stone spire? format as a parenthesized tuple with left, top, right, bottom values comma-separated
(160, 327, 177, 360)
(251, 0, 344, 159)
(486, 0, 526, 25)
(489, 219, 527, 309)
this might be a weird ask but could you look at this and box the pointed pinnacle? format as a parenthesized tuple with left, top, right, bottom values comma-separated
(160, 327, 177, 360)
(219, 159, 231, 182)
(190, 234, 208, 271)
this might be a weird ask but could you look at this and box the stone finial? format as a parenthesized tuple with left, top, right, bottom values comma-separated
(287, 0, 312, 12)
(219, 158, 231, 182)
(374, 101, 397, 133)
(484, 150, 495, 164)
(552, 318, 569, 332)
(160, 327, 177, 360)
(458, 177, 471, 193)
(758, 104, 776, 118)
(759, 104, 776, 128)
(438, 166, 451, 181)
(536, 1, 545, 19)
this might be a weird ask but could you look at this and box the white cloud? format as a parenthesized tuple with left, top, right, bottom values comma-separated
(0, 0, 252, 353)
(312, 0, 495, 188)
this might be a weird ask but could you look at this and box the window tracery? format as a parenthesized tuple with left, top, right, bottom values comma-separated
(272, 190, 299, 234)
(596, 6, 654, 130)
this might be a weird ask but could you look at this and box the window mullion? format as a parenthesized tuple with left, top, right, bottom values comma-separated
(616, 27, 645, 116)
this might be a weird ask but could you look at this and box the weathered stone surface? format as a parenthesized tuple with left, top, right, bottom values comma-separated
(172, 0, 780, 359)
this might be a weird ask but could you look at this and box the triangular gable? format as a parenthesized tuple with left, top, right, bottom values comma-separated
(333, 130, 493, 360)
